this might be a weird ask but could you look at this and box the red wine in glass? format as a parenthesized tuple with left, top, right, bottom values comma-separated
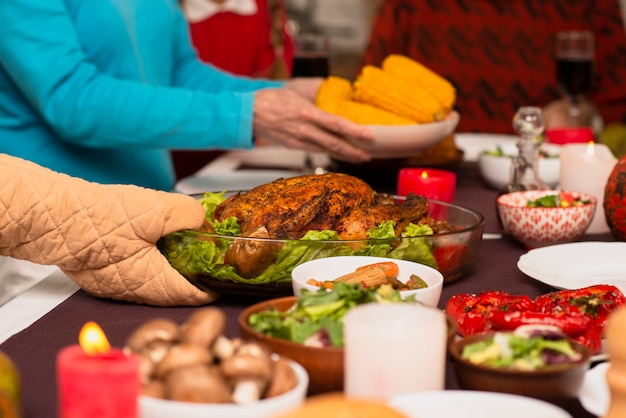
(292, 54, 330, 78)
(556, 58, 594, 97)
(292, 34, 329, 78)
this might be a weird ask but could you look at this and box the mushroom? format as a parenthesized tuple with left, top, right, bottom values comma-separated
(165, 365, 231, 403)
(124, 318, 179, 354)
(265, 357, 298, 398)
(179, 307, 226, 348)
(212, 336, 242, 362)
(221, 351, 273, 404)
(141, 379, 166, 399)
(155, 343, 213, 379)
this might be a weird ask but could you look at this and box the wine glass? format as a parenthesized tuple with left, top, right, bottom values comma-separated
(555, 30, 595, 127)
(292, 33, 329, 174)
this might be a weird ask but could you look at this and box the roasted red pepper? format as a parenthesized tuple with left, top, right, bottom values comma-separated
(445, 291, 533, 336)
(487, 310, 590, 337)
(534, 284, 626, 326)
(447, 285, 626, 354)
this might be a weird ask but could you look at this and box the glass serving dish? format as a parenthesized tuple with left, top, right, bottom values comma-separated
(158, 194, 485, 297)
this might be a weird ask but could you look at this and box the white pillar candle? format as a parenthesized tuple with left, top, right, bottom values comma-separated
(344, 303, 446, 400)
(560, 142, 618, 234)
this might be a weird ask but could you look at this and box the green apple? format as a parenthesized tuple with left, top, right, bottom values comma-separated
(0, 351, 21, 413)
(599, 123, 626, 158)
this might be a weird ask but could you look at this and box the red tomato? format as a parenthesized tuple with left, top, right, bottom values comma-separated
(434, 244, 469, 273)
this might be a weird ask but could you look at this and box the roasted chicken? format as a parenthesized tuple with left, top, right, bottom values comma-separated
(213, 172, 438, 240)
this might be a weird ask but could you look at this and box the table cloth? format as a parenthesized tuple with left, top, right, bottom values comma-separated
(0, 159, 610, 418)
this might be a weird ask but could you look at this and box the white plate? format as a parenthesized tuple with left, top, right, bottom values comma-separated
(579, 362, 610, 416)
(517, 242, 626, 293)
(359, 111, 460, 158)
(455, 133, 518, 162)
(389, 390, 571, 418)
(174, 170, 297, 194)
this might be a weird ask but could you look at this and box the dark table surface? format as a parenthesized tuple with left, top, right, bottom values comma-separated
(1, 162, 611, 418)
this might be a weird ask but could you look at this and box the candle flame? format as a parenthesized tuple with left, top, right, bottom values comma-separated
(79, 321, 110, 356)
(586, 141, 595, 157)
(420, 171, 428, 179)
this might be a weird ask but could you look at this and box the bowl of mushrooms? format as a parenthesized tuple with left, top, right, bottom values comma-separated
(123, 308, 308, 418)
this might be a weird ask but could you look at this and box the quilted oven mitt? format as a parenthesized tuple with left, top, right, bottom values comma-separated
(0, 154, 218, 306)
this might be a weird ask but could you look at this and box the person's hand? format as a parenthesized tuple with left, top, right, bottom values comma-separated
(283, 77, 325, 102)
(0, 154, 218, 306)
(253, 87, 373, 163)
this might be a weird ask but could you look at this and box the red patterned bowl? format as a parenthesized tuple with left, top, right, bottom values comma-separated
(496, 190, 597, 249)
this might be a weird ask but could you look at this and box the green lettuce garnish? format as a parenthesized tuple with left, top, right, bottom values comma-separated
(248, 282, 408, 347)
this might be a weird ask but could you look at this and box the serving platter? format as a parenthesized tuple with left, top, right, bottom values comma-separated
(388, 390, 572, 418)
(517, 242, 626, 294)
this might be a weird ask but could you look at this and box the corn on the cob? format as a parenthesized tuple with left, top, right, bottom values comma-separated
(334, 99, 416, 125)
(315, 76, 354, 114)
(382, 54, 456, 111)
(354, 65, 441, 123)
(333, 267, 388, 287)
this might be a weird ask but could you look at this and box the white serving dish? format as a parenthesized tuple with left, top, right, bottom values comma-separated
(358, 111, 460, 159)
(139, 360, 308, 418)
(478, 142, 561, 190)
(291, 256, 444, 307)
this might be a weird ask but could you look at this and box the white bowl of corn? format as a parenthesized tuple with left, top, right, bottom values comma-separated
(291, 256, 444, 307)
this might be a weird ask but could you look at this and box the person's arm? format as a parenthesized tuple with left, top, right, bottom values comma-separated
(0, 0, 275, 150)
(0, 153, 217, 306)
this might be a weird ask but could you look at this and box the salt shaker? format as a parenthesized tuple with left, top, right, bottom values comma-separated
(505, 106, 550, 192)
(604, 306, 626, 418)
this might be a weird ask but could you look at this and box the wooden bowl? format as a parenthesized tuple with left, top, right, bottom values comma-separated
(239, 296, 458, 395)
(239, 296, 344, 395)
(449, 332, 592, 407)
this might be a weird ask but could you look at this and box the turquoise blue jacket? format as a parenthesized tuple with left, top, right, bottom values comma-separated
(0, 0, 282, 190)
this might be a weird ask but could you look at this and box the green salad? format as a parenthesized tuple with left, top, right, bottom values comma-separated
(462, 325, 583, 370)
(248, 282, 411, 348)
(158, 192, 440, 286)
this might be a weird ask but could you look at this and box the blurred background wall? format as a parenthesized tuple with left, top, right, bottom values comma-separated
(285, 0, 383, 80)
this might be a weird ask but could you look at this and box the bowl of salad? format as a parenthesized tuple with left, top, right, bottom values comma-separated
(478, 142, 560, 190)
(497, 190, 597, 249)
(238, 283, 451, 395)
(449, 325, 592, 407)
(158, 186, 485, 297)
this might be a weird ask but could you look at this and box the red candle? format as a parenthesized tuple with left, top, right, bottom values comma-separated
(57, 322, 139, 418)
(545, 127, 594, 144)
(397, 168, 456, 203)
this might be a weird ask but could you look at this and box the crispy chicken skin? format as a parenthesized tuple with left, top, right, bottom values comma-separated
(213, 173, 376, 239)
(335, 193, 430, 240)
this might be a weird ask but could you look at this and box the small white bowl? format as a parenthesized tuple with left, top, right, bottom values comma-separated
(291, 256, 444, 307)
(139, 360, 308, 418)
(478, 142, 561, 190)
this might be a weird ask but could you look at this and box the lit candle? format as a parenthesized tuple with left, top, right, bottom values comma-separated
(397, 168, 456, 202)
(57, 322, 139, 418)
(560, 142, 618, 234)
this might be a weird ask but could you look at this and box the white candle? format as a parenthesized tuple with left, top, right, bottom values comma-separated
(343, 303, 446, 400)
(560, 142, 617, 234)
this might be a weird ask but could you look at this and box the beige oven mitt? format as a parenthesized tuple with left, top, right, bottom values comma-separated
(0, 154, 218, 306)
